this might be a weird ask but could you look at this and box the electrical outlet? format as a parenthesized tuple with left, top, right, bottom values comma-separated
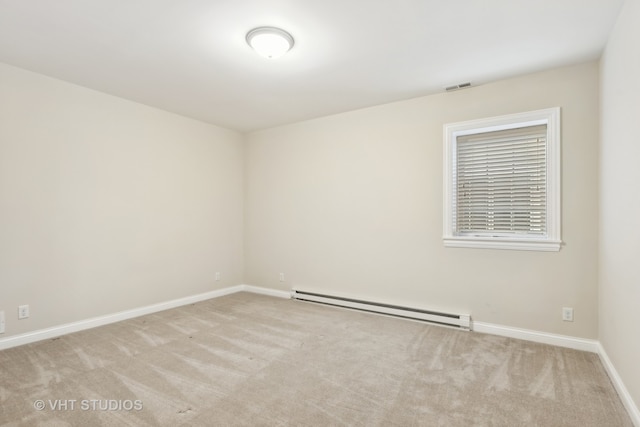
(279, 273, 285, 282)
(562, 307, 574, 322)
(215, 272, 221, 281)
(0, 311, 5, 334)
(18, 305, 29, 319)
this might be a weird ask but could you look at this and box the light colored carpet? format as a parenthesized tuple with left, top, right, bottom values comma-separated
(0, 292, 632, 426)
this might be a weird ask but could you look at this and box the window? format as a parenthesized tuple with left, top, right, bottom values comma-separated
(443, 108, 561, 251)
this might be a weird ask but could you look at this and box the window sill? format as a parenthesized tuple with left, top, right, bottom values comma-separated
(443, 236, 562, 252)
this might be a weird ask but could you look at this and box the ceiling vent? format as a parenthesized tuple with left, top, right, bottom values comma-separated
(445, 82, 472, 92)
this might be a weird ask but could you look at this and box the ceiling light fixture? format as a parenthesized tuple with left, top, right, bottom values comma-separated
(246, 27, 294, 59)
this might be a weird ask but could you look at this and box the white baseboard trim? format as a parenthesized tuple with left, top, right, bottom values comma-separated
(597, 343, 640, 426)
(0, 284, 293, 351)
(0, 285, 244, 351)
(472, 321, 599, 353)
(240, 284, 292, 299)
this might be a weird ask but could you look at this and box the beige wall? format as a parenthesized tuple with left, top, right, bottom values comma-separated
(245, 62, 600, 338)
(600, 0, 640, 411)
(0, 60, 602, 341)
(0, 62, 244, 337)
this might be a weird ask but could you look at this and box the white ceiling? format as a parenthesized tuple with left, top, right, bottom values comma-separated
(0, 0, 625, 132)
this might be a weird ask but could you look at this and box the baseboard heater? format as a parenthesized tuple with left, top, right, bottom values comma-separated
(291, 290, 471, 330)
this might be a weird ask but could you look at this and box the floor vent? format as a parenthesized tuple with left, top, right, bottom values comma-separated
(291, 290, 471, 330)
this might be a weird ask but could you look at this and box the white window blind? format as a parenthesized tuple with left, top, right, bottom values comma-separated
(444, 108, 560, 251)
(454, 124, 547, 237)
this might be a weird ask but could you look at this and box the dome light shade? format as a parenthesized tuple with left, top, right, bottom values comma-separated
(246, 27, 294, 59)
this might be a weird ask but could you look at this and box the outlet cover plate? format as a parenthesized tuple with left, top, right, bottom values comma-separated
(18, 305, 29, 319)
(562, 307, 574, 322)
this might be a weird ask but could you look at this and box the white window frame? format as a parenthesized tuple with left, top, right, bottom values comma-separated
(443, 107, 561, 251)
